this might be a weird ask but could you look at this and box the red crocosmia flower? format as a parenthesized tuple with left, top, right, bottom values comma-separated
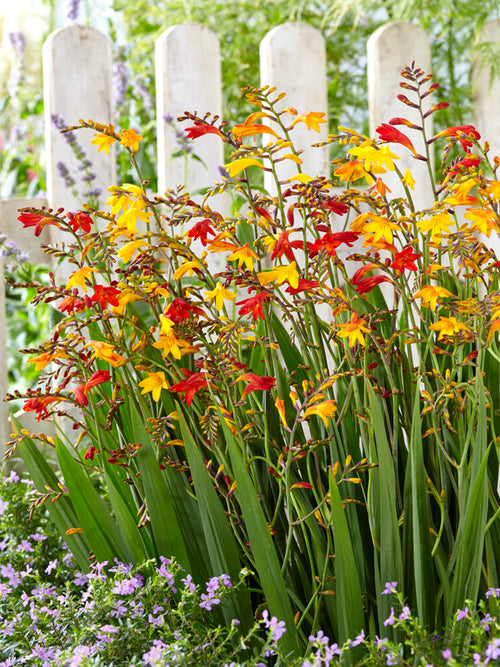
(71, 385, 89, 406)
(187, 218, 216, 246)
(23, 396, 65, 420)
(238, 373, 276, 399)
(321, 198, 349, 215)
(285, 279, 320, 295)
(91, 285, 121, 310)
(185, 121, 225, 140)
(236, 292, 271, 321)
(351, 263, 390, 295)
(164, 298, 206, 323)
(84, 370, 110, 393)
(68, 211, 93, 233)
(271, 230, 303, 261)
(58, 295, 86, 314)
(18, 211, 60, 237)
(391, 246, 421, 272)
(447, 155, 481, 178)
(254, 205, 273, 222)
(376, 123, 418, 156)
(84, 446, 100, 461)
(435, 125, 481, 151)
(170, 370, 210, 405)
(388, 117, 422, 130)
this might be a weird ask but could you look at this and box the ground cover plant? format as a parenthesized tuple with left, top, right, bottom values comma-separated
(4, 62, 500, 661)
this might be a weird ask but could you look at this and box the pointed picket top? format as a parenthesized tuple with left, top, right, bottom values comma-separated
(43, 25, 115, 213)
(367, 22, 434, 207)
(155, 23, 224, 195)
(260, 22, 329, 190)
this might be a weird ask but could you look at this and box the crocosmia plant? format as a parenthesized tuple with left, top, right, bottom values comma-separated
(6, 62, 500, 658)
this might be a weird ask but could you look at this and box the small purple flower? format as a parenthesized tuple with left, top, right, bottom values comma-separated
(30, 533, 47, 542)
(199, 593, 220, 611)
(399, 606, 411, 621)
(112, 575, 143, 595)
(181, 574, 196, 593)
(350, 629, 365, 646)
(485, 587, 500, 599)
(0, 500, 8, 516)
(442, 649, 452, 660)
(456, 607, 469, 621)
(73, 572, 89, 586)
(309, 630, 329, 645)
(384, 607, 396, 627)
(481, 613, 493, 632)
(6, 470, 19, 484)
(486, 638, 500, 662)
(262, 610, 287, 642)
(142, 640, 169, 666)
(382, 581, 398, 595)
(19, 539, 34, 552)
(45, 559, 58, 574)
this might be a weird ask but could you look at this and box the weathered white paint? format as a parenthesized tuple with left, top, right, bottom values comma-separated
(43, 25, 115, 213)
(367, 22, 434, 207)
(156, 23, 224, 195)
(260, 22, 329, 189)
(0, 197, 52, 452)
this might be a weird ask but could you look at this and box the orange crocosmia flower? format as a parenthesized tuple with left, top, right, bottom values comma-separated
(291, 112, 327, 133)
(373, 178, 391, 196)
(91, 125, 117, 154)
(334, 160, 367, 183)
(336, 312, 371, 347)
(23, 395, 65, 421)
(303, 400, 338, 427)
(237, 373, 276, 399)
(91, 285, 121, 310)
(227, 243, 259, 271)
(83, 370, 110, 393)
(285, 279, 320, 295)
(429, 316, 470, 340)
(275, 397, 288, 429)
(28, 352, 59, 371)
(487, 318, 500, 343)
(232, 112, 280, 139)
(443, 179, 479, 207)
(463, 207, 499, 237)
(68, 211, 93, 233)
(85, 340, 127, 367)
(414, 285, 454, 312)
(120, 128, 143, 152)
(376, 123, 418, 156)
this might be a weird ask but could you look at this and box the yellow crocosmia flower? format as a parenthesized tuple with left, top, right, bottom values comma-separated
(66, 267, 97, 292)
(289, 174, 314, 184)
(429, 316, 470, 341)
(173, 260, 202, 280)
(417, 213, 453, 243)
(138, 371, 170, 402)
(303, 400, 338, 427)
(348, 140, 400, 172)
(275, 397, 288, 429)
(291, 112, 327, 133)
(106, 184, 147, 214)
(85, 340, 127, 367)
(402, 168, 416, 190)
(224, 157, 264, 178)
(363, 215, 400, 244)
(463, 207, 499, 237)
(91, 129, 117, 154)
(227, 243, 259, 271)
(280, 153, 303, 164)
(414, 285, 455, 312)
(120, 128, 143, 152)
(117, 239, 150, 263)
(336, 312, 371, 347)
(257, 261, 299, 289)
(204, 282, 237, 312)
(112, 290, 144, 315)
(116, 206, 152, 232)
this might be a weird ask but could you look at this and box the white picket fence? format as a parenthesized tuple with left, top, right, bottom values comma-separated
(2, 18, 500, 448)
